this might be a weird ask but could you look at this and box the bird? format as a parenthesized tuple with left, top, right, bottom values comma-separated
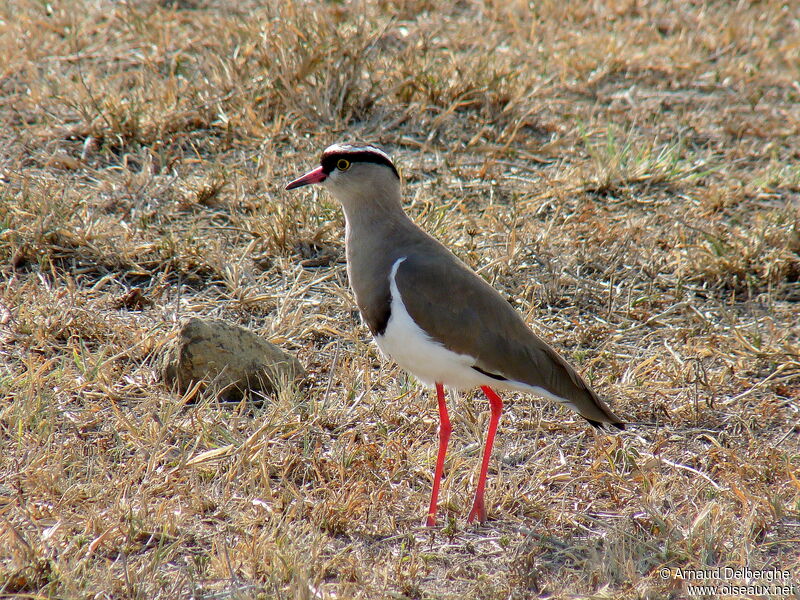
(286, 144, 624, 526)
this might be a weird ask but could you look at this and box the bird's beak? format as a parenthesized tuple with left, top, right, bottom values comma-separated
(285, 165, 327, 190)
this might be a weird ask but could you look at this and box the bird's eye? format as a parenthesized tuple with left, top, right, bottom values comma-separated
(337, 159, 351, 171)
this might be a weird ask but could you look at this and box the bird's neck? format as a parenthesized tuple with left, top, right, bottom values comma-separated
(345, 202, 409, 231)
(337, 184, 413, 240)
(335, 183, 403, 221)
(340, 191, 423, 297)
(343, 201, 417, 256)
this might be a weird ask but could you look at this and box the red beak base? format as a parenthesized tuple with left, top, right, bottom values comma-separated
(285, 165, 327, 190)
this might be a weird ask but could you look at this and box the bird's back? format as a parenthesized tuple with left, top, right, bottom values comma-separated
(347, 215, 623, 427)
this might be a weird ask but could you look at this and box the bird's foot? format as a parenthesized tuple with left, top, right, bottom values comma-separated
(467, 502, 486, 524)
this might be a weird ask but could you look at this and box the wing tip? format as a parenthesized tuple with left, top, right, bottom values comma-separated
(586, 417, 626, 431)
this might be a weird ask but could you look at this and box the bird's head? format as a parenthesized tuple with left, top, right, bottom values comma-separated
(286, 144, 400, 207)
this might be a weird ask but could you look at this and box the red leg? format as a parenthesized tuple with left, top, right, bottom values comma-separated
(426, 383, 451, 527)
(467, 386, 504, 524)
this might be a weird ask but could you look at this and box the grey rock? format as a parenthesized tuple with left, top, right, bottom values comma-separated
(160, 317, 304, 400)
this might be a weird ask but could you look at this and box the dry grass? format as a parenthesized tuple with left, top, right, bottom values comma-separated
(1, 0, 799, 598)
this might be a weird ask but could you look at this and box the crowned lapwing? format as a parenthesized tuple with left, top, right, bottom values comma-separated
(286, 144, 624, 525)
